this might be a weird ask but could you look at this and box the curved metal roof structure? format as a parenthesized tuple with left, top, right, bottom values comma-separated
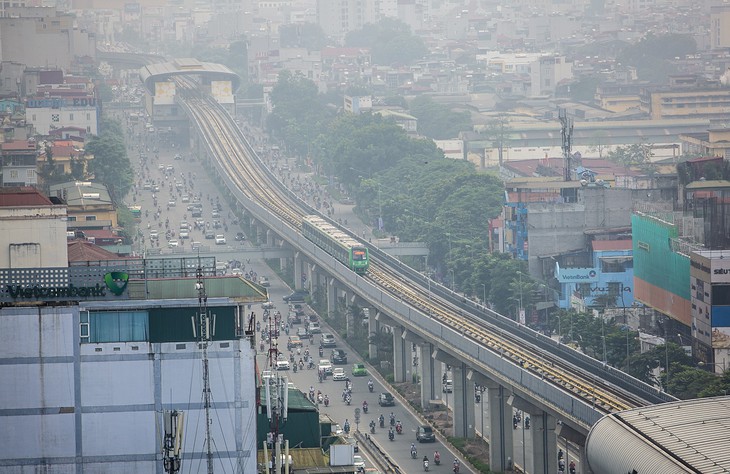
(139, 58, 240, 93)
(586, 396, 730, 474)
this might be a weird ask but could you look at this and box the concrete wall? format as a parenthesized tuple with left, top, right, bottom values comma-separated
(0, 305, 257, 473)
(0, 205, 68, 268)
(526, 187, 634, 275)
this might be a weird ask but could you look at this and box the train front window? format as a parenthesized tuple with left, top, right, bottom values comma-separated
(353, 250, 366, 260)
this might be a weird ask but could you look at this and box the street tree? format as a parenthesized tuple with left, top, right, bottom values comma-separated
(85, 118, 133, 203)
(408, 96, 472, 140)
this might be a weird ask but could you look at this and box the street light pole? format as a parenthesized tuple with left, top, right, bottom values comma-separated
(481, 283, 487, 307)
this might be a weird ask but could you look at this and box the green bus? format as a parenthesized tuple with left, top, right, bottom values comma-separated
(301, 215, 369, 274)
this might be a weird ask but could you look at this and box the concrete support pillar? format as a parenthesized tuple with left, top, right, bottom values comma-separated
(392, 327, 406, 383)
(294, 253, 302, 290)
(266, 229, 274, 247)
(344, 291, 355, 339)
(556, 423, 587, 474)
(306, 264, 316, 293)
(530, 412, 557, 474)
(326, 278, 336, 318)
(452, 363, 475, 439)
(487, 383, 514, 472)
(367, 309, 379, 360)
(419, 342, 436, 408)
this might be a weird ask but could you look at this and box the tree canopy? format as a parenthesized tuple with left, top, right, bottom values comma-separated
(345, 18, 426, 66)
(408, 96, 472, 140)
(85, 118, 133, 203)
(618, 33, 696, 83)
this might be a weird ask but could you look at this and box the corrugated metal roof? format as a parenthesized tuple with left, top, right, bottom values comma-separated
(586, 396, 730, 474)
(0, 187, 54, 207)
(139, 275, 267, 302)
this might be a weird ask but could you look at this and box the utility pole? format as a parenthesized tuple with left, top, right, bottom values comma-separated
(559, 108, 573, 182)
(264, 302, 288, 473)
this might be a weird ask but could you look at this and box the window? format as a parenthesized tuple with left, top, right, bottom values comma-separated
(27, 169, 35, 178)
(52, 114, 59, 122)
(578, 283, 592, 297)
(86, 310, 149, 343)
(86, 113, 90, 120)
(69, 113, 74, 120)
(67, 216, 76, 221)
(85, 215, 96, 221)
(9, 170, 18, 179)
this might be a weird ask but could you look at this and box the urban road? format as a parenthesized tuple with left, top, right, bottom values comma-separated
(121, 111, 580, 473)
(121, 114, 475, 473)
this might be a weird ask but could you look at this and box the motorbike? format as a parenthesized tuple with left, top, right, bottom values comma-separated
(368, 381, 374, 392)
(317, 393, 323, 404)
(388, 429, 394, 441)
(362, 403, 368, 414)
(379, 415, 385, 428)
(324, 396, 330, 407)
(524, 416, 530, 430)
(293, 364, 297, 373)
(390, 414, 396, 426)
(345, 396, 352, 406)
(319, 347, 324, 357)
(410, 447, 417, 459)
(369, 421, 376, 434)
(424, 459, 429, 471)
(396, 423, 403, 434)
(434, 454, 440, 465)
(343, 422, 350, 434)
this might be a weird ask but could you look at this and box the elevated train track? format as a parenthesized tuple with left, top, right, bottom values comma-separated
(177, 86, 675, 434)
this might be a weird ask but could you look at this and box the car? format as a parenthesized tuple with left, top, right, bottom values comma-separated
(235, 232, 245, 241)
(353, 455, 365, 469)
(149, 230, 159, 240)
(179, 229, 189, 239)
(378, 392, 395, 407)
(215, 235, 226, 245)
(331, 349, 348, 365)
(211, 210, 221, 219)
(191, 241, 202, 250)
(332, 368, 347, 381)
(213, 220, 222, 229)
(276, 360, 290, 371)
(258, 276, 270, 287)
(308, 322, 322, 334)
(191, 209, 203, 218)
(167, 239, 179, 248)
(352, 363, 367, 377)
(296, 327, 309, 338)
(287, 336, 303, 348)
(318, 359, 333, 374)
(443, 379, 453, 393)
(283, 290, 308, 302)
(262, 301, 275, 310)
(181, 195, 190, 203)
(168, 200, 176, 207)
(205, 229, 215, 239)
(321, 333, 336, 347)
(416, 425, 436, 442)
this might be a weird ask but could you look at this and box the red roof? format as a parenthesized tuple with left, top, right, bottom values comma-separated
(592, 240, 632, 251)
(0, 187, 53, 207)
(67, 240, 134, 262)
(1, 140, 36, 152)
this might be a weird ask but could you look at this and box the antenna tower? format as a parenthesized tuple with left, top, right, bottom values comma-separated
(195, 265, 214, 474)
(559, 108, 574, 181)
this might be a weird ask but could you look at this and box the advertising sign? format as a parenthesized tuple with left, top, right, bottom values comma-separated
(556, 267, 598, 283)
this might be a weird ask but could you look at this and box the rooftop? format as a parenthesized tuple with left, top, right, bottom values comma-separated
(0, 187, 54, 207)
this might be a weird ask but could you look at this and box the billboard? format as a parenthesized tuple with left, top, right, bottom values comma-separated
(211, 80, 234, 104)
(556, 262, 598, 283)
(154, 81, 176, 105)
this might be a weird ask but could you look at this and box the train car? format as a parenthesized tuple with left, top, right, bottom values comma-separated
(301, 215, 369, 274)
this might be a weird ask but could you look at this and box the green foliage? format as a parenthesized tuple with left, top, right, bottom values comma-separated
(279, 23, 328, 50)
(617, 33, 696, 83)
(85, 118, 133, 203)
(408, 96, 472, 140)
(567, 76, 601, 102)
(37, 145, 86, 193)
(96, 83, 114, 103)
(676, 159, 730, 185)
(267, 71, 334, 157)
(606, 143, 650, 166)
(345, 18, 426, 66)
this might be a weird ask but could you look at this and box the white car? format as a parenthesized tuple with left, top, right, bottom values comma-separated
(215, 234, 226, 245)
(353, 455, 365, 469)
(276, 360, 290, 371)
(332, 368, 347, 381)
(318, 359, 333, 374)
(167, 239, 179, 248)
(179, 229, 189, 239)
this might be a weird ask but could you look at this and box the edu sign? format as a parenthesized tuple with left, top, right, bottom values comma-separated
(557, 268, 598, 283)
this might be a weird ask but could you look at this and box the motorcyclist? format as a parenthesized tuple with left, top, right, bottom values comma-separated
(362, 400, 368, 413)
(323, 395, 329, 406)
(410, 443, 417, 458)
(369, 420, 376, 433)
(368, 379, 374, 392)
(423, 456, 429, 470)
(343, 419, 350, 434)
(388, 427, 394, 441)
(434, 451, 440, 465)
(345, 394, 351, 405)
(569, 460, 576, 474)
(389, 412, 395, 426)
(379, 414, 385, 428)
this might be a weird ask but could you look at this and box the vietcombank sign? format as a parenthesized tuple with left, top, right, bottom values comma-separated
(556, 263, 599, 283)
(6, 272, 129, 300)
